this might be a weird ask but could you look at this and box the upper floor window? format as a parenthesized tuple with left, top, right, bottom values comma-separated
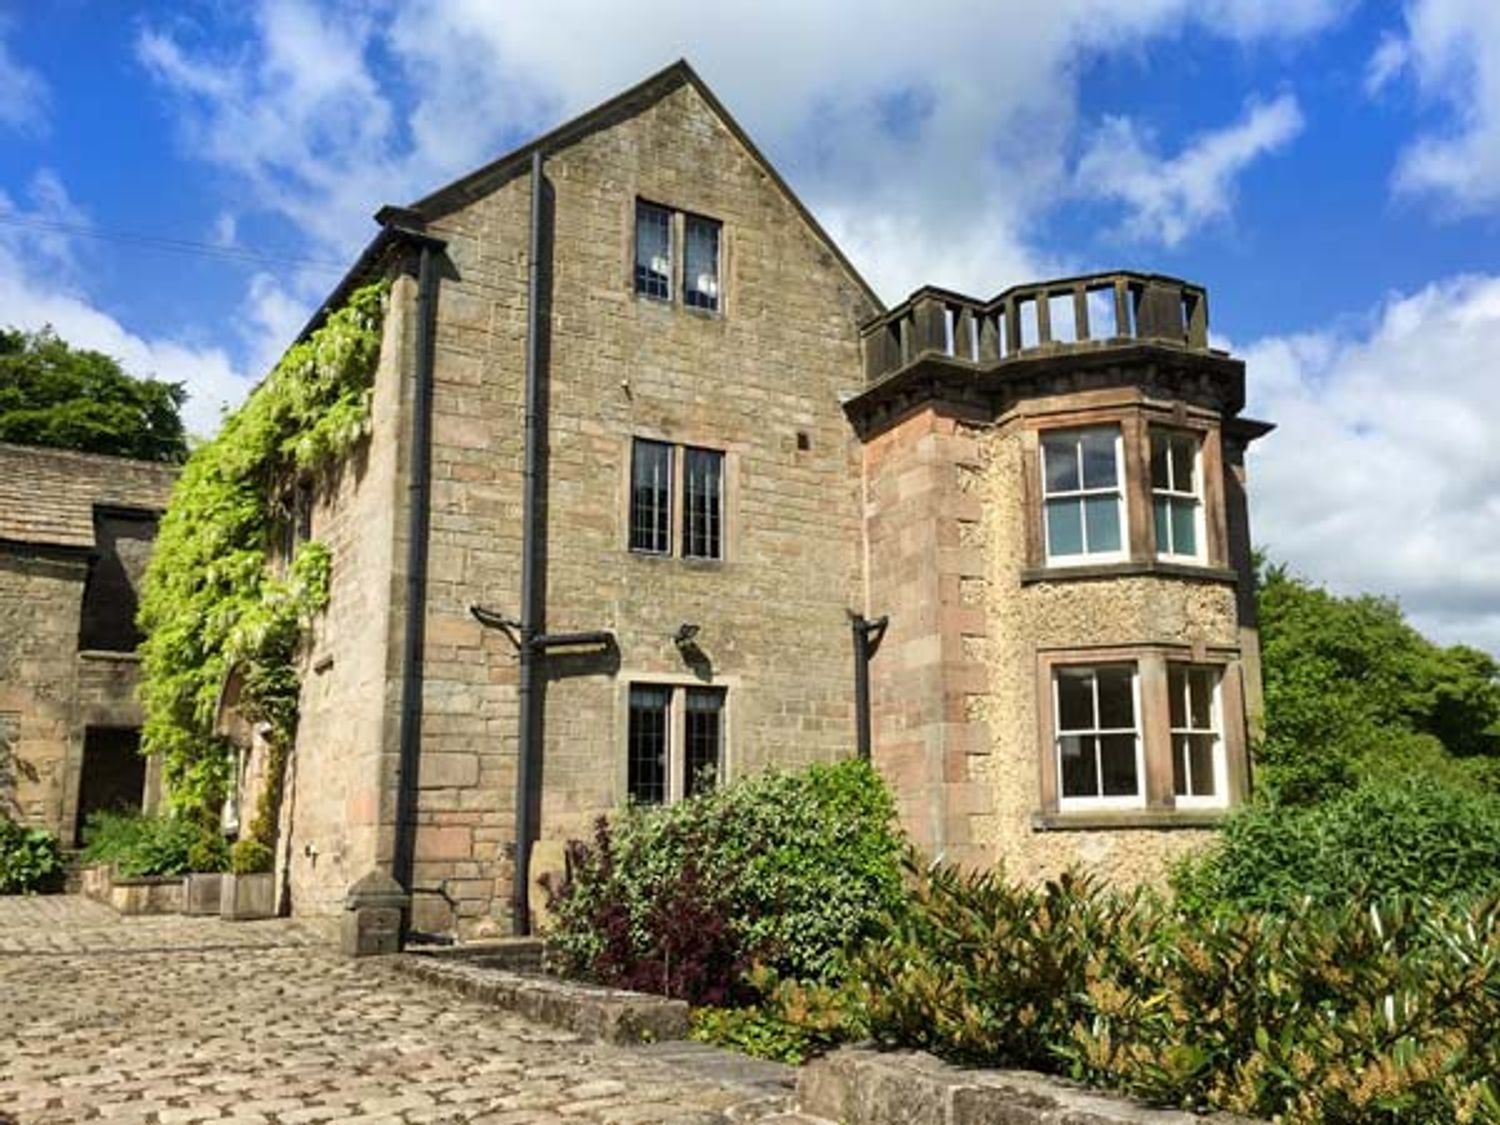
(683, 215, 721, 311)
(1151, 431, 1203, 561)
(628, 683, 725, 805)
(630, 439, 673, 554)
(1054, 664, 1142, 808)
(629, 438, 724, 562)
(1169, 664, 1224, 807)
(634, 201, 672, 301)
(683, 447, 724, 560)
(1041, 427, 1125, 564)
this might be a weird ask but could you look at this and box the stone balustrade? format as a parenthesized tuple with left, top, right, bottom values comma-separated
(863, 271, 1211, 384)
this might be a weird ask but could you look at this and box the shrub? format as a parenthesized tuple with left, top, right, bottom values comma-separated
(843, 860, 1500, 1123)
(80, 811, 199, 877)
(229, 838, 273, 875)
(186, 830, 229, 873)
(1173, 777, 1500, 915)
(0, 818, 64, 894)
(542, 759, 906, 1008)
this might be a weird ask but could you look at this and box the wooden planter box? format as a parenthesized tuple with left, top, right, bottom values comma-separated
(182, 873, 224, 916)
(220, 872, 276, 921)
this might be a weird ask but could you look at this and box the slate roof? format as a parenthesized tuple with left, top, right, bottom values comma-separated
(0, 442, 178, 551)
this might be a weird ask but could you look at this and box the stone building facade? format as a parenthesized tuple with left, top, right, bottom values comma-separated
(224, 62, 1269, 937)
(0, 443, 175, 843)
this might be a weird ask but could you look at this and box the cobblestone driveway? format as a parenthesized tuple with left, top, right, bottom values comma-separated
(0, 897, 802, 1125)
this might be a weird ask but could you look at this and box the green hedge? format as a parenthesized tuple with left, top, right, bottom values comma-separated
(542, 759, 907, 1007)
(1172, 777, 1500, 915)
(0, 818, 63, 894)
(848, 861, 1500, 1123)
(79, 811, 212, 878)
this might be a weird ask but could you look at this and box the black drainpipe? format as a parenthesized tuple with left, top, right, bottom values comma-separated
(513, 149, 547, 937)
(393, 233, 444, 910)
(851, 613, 889, 762)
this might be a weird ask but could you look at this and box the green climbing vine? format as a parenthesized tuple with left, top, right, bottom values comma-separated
(137, 280, 389, 848)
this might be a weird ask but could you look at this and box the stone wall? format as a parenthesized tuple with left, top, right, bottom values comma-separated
(401, 78, 878, 935)
(0, 551, 87, 832)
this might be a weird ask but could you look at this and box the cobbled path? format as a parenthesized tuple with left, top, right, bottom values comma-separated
(0, 897, 810, 1125)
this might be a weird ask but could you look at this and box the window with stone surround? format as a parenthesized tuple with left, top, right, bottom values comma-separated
(628, 683, 726, 805)
(1041, 427, 1126, 564)
(1054, 664, 1143, 809)
(634, 201, 672, 301)
(628, 438, 724, 562)
(1169, 663, 1225, 808)
(1151, 430, 1204, 562)
(683, 215, 721, 311)
(1037, 647, 1247, 822)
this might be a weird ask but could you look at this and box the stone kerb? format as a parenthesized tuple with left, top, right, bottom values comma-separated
(798, 1048, 1264, 1125)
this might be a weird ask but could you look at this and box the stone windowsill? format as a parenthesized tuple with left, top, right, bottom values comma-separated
(1020, 560, 1239, 586)
(78, 649, 143, 663)
(1031, 808, 1229, 832)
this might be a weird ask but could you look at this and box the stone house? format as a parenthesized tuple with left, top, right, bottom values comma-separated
(0, 443, 176, 843)
(224, 61, 1270, 938)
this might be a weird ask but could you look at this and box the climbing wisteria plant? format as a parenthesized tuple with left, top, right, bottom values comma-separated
(137, 280, 389, 836)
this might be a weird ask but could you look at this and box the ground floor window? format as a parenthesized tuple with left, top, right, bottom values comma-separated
(628, 684, 726, 805)
(1042, 650, 1241, 817)
(75, 726, 145, 845)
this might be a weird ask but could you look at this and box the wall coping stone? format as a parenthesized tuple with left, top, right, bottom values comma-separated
(797, 1048, 1264, 1125)
(392, 954, 690, 1045)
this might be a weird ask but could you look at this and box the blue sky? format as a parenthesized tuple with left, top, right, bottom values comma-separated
(3, 0, 1500, 653)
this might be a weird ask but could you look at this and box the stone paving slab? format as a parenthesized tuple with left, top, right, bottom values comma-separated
(0, 897, 807, 1124)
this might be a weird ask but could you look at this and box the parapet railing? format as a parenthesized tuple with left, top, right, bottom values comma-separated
(862, 271, 1210, 384)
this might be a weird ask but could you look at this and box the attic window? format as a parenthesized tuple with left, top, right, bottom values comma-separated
(634, 201, 672, 300)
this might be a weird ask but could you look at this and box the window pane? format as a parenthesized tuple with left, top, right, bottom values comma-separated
(1099, 734, 1139, 796)
(683, 447, 723, 560)
(684, 216, 720, 311)
(1056, 668, 1094, 731)
(1189, 668, 1215, 729)
(1168, 666, 1187, 728)
(1096, 666, 1135, 729)
(1046, 499, 1084, 557)
(634, 202, 671, 300)
(1154, 498, 1172, 554)
(1080, 429, 1118, 489)
(1150, 435, 1170, 490)
(1083, 495, 1121, 553)
(1167, 499, 1195, 557)
(628, 686, 670, 804)
(1188, 734, 1217, 796)
(1059, 734, 1097, 797)
(1171, 437, 1196, 492)
(1172, 734, 1190, 796)
(630, 440, 672, 553)
(684, 688, 724, 797)
(1043, 437, 1079, 493)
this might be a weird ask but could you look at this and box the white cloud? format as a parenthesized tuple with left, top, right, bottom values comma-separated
(1380, 0, 1500, 213)
(1245, 274, 1500, 655)
(137, 0, 1346, 302)
(1074, 94, 1304, 248)
(0, 24, 46, 133)
(0, 171, 255, 438)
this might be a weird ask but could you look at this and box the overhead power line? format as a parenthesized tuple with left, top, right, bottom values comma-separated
(0, 211, 350, 273)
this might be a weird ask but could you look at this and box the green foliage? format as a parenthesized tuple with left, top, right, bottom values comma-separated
(691, 971, 849, 1066)
(80, 811, 200, 877)
(1258, 563, 1500, 804)
(137, 281, 386, 824)
(229, 838, 273, 875)
(186, 830, 229, 874)
(1173, 777, 1500, 915)
(0, 326, 187, 460)
(542, 759, 907, 1005)
(846, 860, 1500, 1123)
(0, 818, 63, 894)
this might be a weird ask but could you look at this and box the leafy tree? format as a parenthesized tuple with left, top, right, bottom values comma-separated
(0, 326, 187, 462)
(1256, 561, 1500, 804)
